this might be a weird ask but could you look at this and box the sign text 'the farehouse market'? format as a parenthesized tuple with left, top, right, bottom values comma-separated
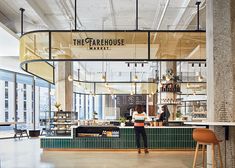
(73, 38, 125, 50)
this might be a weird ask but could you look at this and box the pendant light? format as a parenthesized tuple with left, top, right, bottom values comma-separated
(198, 72, 203, 82)
(105, 82, 109, 88)
(68, 75, 73, 82)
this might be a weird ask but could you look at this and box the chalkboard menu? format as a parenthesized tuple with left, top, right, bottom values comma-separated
(116, 95, 146, 107)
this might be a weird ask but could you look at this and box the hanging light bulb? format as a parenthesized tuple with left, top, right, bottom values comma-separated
(50, 90, 55, 96)
(68, 75, 73, 82)
(105, 83, 109, 88)
(101, 74, 106, 81)
(130, 91, 134, 95)
(187, 83, 190, 88)
(151, 91, 155, 95)
(198, 72, 203, 82)
(198, 75, 203, 82)
(193, 91, 196, 95)
(165, 74, 170, 81)
(134, 75, 138, 81)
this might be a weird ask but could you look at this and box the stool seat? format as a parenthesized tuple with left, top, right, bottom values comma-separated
(192, 128, 223, 168)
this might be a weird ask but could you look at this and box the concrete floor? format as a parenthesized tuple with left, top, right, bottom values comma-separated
(0, 138, 203, 168)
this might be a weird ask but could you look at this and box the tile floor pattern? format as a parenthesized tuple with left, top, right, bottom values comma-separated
(0, 138, 203, 168)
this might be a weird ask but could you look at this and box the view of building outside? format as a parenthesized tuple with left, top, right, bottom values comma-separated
(0, 68, 111, 138)
(0, 69, 52, 138)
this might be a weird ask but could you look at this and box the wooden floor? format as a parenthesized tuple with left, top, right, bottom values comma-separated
(0, 138, 204, 168)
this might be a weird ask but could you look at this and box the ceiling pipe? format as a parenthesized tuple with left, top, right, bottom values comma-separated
(19, 8, 25, 36)
(152, 0, 170, 42)
(195, 0, 201, 31)
(74, 0, 77, 30)
(136, 0, 138, 30)
(109, 0, 117, 30)
(156, 0, 170, 30)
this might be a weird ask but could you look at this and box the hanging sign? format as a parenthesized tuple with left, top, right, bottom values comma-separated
(72, 38, 125, 50)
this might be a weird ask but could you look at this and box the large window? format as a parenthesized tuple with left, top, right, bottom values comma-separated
(0, 70, 15, 138)
(0, 69, 53, 138)
(35, 78, 50, 129)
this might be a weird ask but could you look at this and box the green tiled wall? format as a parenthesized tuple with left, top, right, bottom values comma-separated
(41, 128, 196, 149)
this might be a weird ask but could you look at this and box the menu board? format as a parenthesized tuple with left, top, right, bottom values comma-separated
(116, 95, 146, 107)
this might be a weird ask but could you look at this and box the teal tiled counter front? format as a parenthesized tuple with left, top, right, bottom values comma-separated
(41, 127, 197, 150)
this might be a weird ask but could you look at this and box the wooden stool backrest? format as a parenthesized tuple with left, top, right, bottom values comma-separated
(193, 128, 219, 144)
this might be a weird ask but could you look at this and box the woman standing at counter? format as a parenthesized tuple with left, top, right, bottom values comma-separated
(159, 104, 170, 126)
(132, 105, 149, 154)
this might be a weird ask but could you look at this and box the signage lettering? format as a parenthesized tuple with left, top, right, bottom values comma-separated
(73, 38, 125, 50)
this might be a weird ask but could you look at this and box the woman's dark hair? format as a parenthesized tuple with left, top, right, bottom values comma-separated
(135, 104, 143, 113)
(161, 105, 170, 118)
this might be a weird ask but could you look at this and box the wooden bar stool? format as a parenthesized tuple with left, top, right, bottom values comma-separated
(192, 128, 223, 168)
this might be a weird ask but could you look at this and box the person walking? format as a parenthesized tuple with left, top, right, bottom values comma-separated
(132, 104, 149, 154)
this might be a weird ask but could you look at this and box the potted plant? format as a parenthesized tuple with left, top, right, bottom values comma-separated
(176, 111, 182, 120)
(119, 117, 126, 127)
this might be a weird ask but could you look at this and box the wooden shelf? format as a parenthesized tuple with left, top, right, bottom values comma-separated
(158, 103, 181, 105)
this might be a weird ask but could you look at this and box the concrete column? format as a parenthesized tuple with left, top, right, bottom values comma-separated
(55, 62, 73, 111)
(207, 0, 235, 167)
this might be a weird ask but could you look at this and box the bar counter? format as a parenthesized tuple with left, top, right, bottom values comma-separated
(40, 126, 203, 150)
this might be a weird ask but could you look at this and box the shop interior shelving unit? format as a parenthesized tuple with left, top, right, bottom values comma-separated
(157, 80, 182, 120)
(50, 111, 76, 136)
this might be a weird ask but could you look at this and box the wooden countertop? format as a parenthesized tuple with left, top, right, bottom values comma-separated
(184, 121, 235, 126)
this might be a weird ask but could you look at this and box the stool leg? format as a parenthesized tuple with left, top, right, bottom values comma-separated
(202, 144, 205, 168)
(193, 142, 199, 168)
(212, 144, 216, 168)
(217, 143, 223, 168)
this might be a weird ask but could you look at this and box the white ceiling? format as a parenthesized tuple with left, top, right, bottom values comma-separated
(0, 0, 206, 36)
